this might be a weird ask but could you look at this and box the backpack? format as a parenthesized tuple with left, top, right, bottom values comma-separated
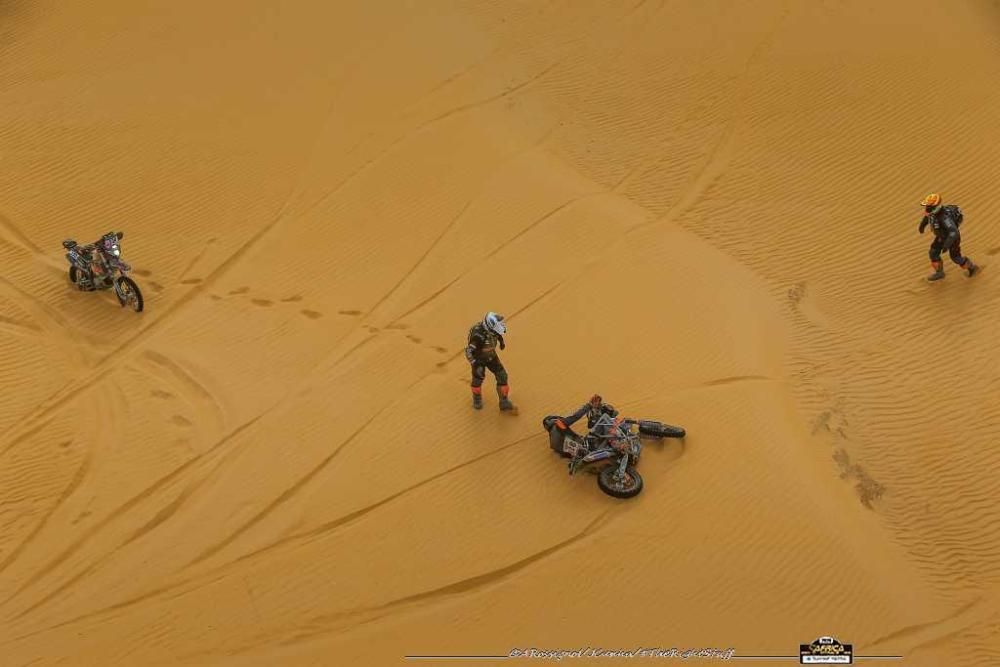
(942, 204, 964, 227)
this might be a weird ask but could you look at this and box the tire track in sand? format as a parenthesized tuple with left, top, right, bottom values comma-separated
(627, 1, 790, 236)
(11, 504, 610, 655)
(863, 596, 1000, 659)
(8, 432, 543, 640)
(0, 276, 88, 376)
(193, 431, 539, 571)
(388, 192, 600, 327)
(7, 323, 396, 620)
(184, 368, 436, 568)
(283, 125, 567, 375)
(0, 367, 123, 580)
(0, 212, 68, 280)
(0, 438, 91, 576)
(0, 411, 266, 611)
(0, 212, 44, 256)
(0, 313, 41, 337)
(137, 349, 226, 439)
(8, 328, 390, 617)
(222, 510, 614, 653)
(369, 120, 561, 325)
(8, 404, 280, 622)
(276, 3, 657, 343)
(15, 471, 206, 620)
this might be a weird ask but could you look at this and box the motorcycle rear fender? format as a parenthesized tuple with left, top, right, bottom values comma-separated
(549, 426, 566, 452)
(542, 415, 563, 431)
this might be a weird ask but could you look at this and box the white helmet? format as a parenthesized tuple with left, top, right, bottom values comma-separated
(483, 311, 506, 336)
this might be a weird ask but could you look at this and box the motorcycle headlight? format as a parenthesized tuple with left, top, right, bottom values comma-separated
(112, 247, 120, 257)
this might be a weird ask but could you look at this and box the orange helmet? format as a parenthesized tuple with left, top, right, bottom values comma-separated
(921, 193, 942, 208)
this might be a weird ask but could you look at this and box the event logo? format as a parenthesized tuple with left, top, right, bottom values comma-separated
(799, 636, 853, 664)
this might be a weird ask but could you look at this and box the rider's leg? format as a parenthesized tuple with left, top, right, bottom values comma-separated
(927, 240, 945, 281)
(949, 237, 978, 276)
(470, 363, 485, 409)
(491, 359, 513, 410)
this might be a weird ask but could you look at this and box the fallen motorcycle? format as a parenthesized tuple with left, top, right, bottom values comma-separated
(542, 412, 685, 498)
(62, 231, 143, 312)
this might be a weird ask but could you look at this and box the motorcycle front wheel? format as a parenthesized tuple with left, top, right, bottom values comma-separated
(597, 464, 643, 498)
(115, 276, 144, 313)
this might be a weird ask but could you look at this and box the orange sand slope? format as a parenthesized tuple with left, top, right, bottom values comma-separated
(2, 1, 1000, 665)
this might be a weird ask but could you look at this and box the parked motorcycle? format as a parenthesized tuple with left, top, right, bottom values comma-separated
(62, 231, 143, 312)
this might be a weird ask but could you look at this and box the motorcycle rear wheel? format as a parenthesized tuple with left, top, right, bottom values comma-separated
(639, 420, 686, 439)
(68, 265, 94, 290)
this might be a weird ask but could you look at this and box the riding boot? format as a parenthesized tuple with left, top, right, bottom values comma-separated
(497, 384, 514, 411)
(965, 259, 979, 277)
(926, 261, 945, 281)
(471, 386, 483, 410)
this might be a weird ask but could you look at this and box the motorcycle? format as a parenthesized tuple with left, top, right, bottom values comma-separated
(62, 231, 144, 312)
(542, 412, 685, 499)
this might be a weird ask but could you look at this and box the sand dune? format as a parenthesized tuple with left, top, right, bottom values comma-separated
(2, 1, 1000, 665)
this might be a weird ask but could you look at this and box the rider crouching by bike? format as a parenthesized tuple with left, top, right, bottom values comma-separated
(549, 394, 621, 458)
(563, 394, 619, 434)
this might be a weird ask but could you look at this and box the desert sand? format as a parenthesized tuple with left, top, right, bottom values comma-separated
(2, 1, 1000, 665)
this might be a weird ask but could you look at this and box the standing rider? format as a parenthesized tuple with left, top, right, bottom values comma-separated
(919, 193, 978, 281)
(465, 311, 515, 411)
